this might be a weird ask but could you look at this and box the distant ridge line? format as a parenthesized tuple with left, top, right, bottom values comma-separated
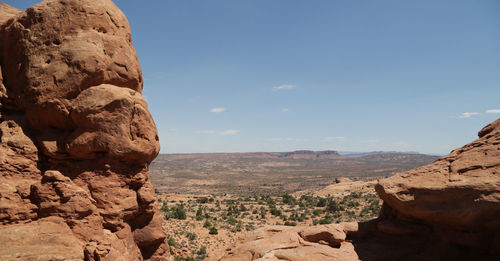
(156, 150, 432, 160)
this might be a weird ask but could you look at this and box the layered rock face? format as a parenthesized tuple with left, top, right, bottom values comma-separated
(0, 1, 168, 260)
(215, 119, 500, 260)
(376, 118, 500, 258)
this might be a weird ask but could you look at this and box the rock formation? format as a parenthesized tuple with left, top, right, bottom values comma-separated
(0, 0, 168, 260)
(213, 118, 500, 260)
(208, 223, 361, 261)
(376, 118, 500, 258)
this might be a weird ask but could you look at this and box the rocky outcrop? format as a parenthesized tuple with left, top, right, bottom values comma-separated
(209, 223, 361, 261)
(0, 1, 167, 260)
(214, 119, 500, 260)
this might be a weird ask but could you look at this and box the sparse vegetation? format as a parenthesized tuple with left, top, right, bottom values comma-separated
(159, 187, 382, 259)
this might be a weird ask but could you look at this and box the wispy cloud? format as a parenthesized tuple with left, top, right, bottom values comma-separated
(272, 84, 296, 91)
(168, 128, 178, 132)
(486, 109, 500, 114)
(269, 137, 310, 142)
(281, 108, 289, 112)
(220, 129, 240, 136)
(197, 130, 217, 135)
(324, 136, 346, 142)
(197, 129, 239, 136)
(210, 107, 226, 113)
(459, 112, 479, 118)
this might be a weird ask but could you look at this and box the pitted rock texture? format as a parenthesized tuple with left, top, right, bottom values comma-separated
(0, 1, 167, 260)
(214, 119, 500, 261)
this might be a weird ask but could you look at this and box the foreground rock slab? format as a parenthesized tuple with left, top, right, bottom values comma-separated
(209, 223, 360, 261)
(0, 0, 168, 260)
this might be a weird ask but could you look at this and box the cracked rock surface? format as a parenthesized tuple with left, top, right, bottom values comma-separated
(0, 1, 168, 260)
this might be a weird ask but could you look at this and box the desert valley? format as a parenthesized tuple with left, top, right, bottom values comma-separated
(0, 1, 499, 261)
(150, 151, 438, 258)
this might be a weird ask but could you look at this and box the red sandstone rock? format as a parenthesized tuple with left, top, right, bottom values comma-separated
(0, 1, 167, 260)
(0, 217, 85, 261)
(376, 118, 500, 255)
(210, 223, 360, 261)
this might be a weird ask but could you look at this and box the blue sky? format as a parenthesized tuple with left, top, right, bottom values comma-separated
(7, 0, 500, 154)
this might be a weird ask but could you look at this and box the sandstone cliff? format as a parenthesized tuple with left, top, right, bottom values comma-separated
(0, 0, 168, 260)
(214, 119, 500, 260)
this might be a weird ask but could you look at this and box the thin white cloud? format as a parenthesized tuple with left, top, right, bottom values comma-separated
(197, 129, 239, 136)
(220, 129, 240, 136)
(281, 108, 289, 112)
(459, 112, 479, 118)
(486, 109, 500, 114)
(269, 137, 309, 142)
(272, 84, 296, 91)
(324, 136, 346, 142)
(210, 107, 226, 113)
(168, 128, 178, 132)
(197, 130, 217, 135)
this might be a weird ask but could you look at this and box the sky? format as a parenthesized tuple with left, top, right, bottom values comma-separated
(6, 0, 500, 155)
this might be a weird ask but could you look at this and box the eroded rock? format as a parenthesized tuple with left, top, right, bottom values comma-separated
(376, 118, 500, 256)
(0, 1, 167, 260)
(210, 223, 359, 261)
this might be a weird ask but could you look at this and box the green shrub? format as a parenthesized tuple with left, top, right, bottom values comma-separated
(282, 194, 296, 205)
(197, 246, 207, 256)
(196, 207, 204, 221)
(186, 232, 197, 241)
(209, 227, 218, 235)
(312, 209, 323, 216)
(316, 197, 327, 207)
(197, 197, 209, 204)
(326, 199, 340, 213)
(269, 207, 281, 216)
(166, 205, 187, 220)
(167, 237, 177, 248)
(319, 215, 333, 224)
(227, 217, 237, 225)
(160, 203, 169, 213)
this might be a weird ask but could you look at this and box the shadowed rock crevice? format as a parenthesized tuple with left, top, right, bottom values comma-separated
(0, 1, 168, 260)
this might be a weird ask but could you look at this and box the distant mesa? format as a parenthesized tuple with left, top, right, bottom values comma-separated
(158, 150, 343, 160)
(279, 150, 340, 159)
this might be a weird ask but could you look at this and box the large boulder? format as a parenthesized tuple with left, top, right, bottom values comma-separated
(0, 1, 167, 260)
(376, 118, 500, 255)
(209, 223, 360, 261)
